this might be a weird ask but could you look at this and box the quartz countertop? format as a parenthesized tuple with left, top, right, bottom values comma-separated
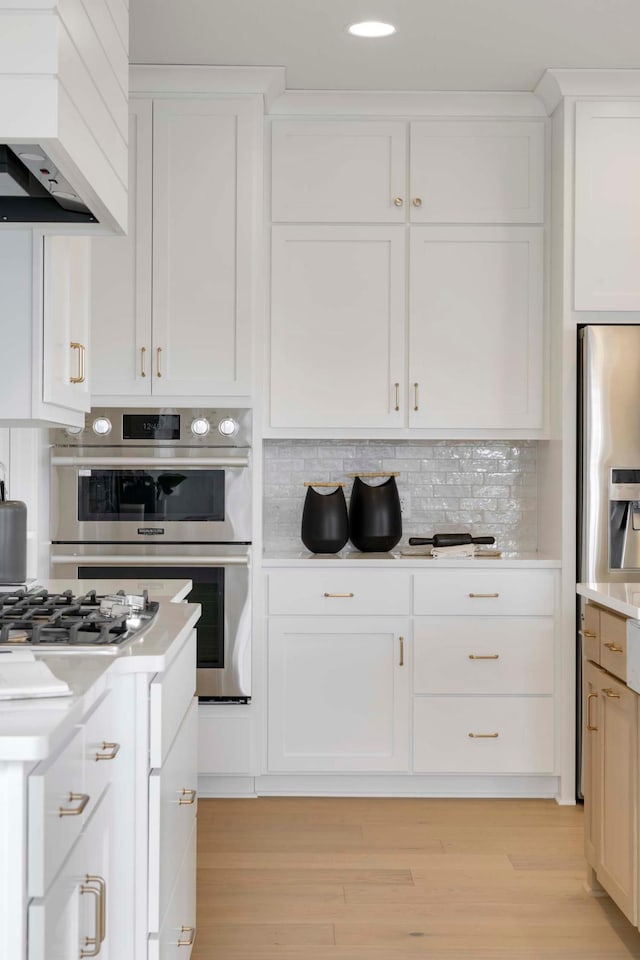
(0, 578, 193, 602)
(263, 549, 561, 568)
(577, 582, 640, 620)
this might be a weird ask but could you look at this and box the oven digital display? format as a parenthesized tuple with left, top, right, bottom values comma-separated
(122, 414, 180, 441)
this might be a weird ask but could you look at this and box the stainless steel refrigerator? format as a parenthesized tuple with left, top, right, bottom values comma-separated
(577, 325, 640, 796)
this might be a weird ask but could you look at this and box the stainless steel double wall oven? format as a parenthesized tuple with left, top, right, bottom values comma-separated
(50, 408, 252, 701)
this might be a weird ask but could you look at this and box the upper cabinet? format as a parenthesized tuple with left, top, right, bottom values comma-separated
(271, 119, 544, 224)
(574, 101, 640, 311)
(91, 96, 260, 400)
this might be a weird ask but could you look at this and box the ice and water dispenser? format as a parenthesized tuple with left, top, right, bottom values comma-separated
(609, 469, 640, 570)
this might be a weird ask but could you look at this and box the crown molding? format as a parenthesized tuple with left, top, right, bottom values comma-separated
(129, 65, 286, 111)
(535, 68, 640, 114)
(267, 89, 547, 118)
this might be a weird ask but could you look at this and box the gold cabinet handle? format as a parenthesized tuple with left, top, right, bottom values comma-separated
(468, 732, 499, 739)
(156, 346, 162, 378)
(80, 883, 101, 957)
(70, 341, 86, 384)
(323, 592, 354, 598)
(399, 636, 404, 667)
(59, 791, 90, 817)
(86, 875, 106, 943)
(177, 926, 195, 947)
(602, 687, 621, 699)
(394, 382, 400, 412)
(586, 692, 598, 731)
(178, 787, 197, 805)
(468, 593, 500, 599)
(413, 382, 419, 411)
(412, 197, 423, 207)
(393, 197, 404, 207)
(604, 642, 624, 653)
(468, 654, 500, 660)
(95, 741, 120, 762)
(140, 346, 147, 378)
(581, 630, 598, 639)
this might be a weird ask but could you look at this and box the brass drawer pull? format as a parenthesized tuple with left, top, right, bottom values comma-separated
(59, 791, 90, 817)
(70, 341, 86, 384)
(602, 688, 621, 699)
(86, 875, 106, 943)
(586, 692, 598, 731)
(80, 883, 100, 957)
(399, 636, 404, 667)
(413, 382, 419, 411)
(468, 654, 499, 660)
(412, 197, 423, 207)
(582, 630, 597, 639)
(393, 197, 404, 207)
(95, 741, 120, 761)
(156, 346, 162, 377)
(468, 593, 499, 599)
(178, 787, 197, 805)
(394, 382, 400, 411)
(468, 732, 499, 739)
(604, 642, 624, 653)
(323, 592, 354, 598)
(140, 346, 147, 377)
(178, 925, 195, 946)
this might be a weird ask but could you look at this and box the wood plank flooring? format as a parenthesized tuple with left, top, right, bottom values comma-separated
(192, 797, 640, 959)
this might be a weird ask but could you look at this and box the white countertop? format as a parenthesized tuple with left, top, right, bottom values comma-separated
(263, 549, 561, 568)
(577, 582, 640, 620)
(0, 579, 199, 761)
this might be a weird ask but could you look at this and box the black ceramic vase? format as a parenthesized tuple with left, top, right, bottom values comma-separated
(348, 475, 402, 552)
(301, 485, 349, 554)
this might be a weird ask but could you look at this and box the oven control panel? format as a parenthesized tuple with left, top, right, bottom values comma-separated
(57, 408, 251, 447)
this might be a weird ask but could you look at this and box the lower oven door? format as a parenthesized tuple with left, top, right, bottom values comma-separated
(50, 544, 251, 701)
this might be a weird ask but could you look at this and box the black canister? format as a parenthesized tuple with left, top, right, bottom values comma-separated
(348, 474, 402, 553)
(301, 483, 349, 554)
(0, 499, 27, 583)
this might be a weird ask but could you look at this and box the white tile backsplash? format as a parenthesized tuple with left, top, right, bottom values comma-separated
(263, 439, 538, 554)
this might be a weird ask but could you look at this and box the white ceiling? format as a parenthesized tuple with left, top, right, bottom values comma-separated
(129, 0, 640, 92)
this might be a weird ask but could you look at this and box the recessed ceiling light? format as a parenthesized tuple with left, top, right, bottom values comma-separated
(348, 20, 396, 38)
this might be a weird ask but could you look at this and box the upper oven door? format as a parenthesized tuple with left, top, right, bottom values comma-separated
(51, 447, 251, 543)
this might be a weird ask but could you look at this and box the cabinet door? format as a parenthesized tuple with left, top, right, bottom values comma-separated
(267, 616, 410, 772)
(42, 236, 91, 413)
(271, 120, 407, 222)
(410, 120, 544, 223)
(575, 101, 640, 310)
(409, 226, 543, 430)
(152, 98, 256, 396)
(582, 659, 602, 870)
(91, 99, 153, 397)
(270, 226, 405, 428)
(596, 672, 638, 924)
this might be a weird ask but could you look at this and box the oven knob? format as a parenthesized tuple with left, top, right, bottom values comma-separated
(218, 417, 239, 438)
(190, 417, 211, 438)
(92, 417, 112, 436)
(65, 425, 83, 436)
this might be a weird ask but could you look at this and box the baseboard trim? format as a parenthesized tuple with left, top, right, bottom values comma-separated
(198, 775, 257, 797)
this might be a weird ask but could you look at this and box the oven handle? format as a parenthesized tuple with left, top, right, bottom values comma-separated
(50, 554, 250, 567)
(51, 456, 249, 468)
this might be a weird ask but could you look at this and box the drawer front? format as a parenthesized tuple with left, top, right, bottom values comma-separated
(149, 819, 197, 960)
(83, 691, 118, 814)
(414, 617, 554, 694)
(600, 609, 627, 682)
(28, 726, 85, 897)
(413, 697, 555, 773)
(582, 603, 601, 664)
(268, 570, 410, 616)
(413, 570, 555, 616)
(150, 630, 197, 768)
(28, 824, 84, 960)
(149, 698, 198, 932)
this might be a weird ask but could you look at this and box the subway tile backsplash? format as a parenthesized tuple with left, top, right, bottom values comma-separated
(263, 439, 538, 554)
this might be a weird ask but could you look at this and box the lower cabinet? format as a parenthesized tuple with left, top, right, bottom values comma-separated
(267, 616, 411, 772)
(149, 821, 197, 960)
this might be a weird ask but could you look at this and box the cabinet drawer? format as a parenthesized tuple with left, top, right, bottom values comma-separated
(413, 570, 554, 616)
(28, 821, 84, 960)
(413, 618, 554, 694)
(600, 609, 627, 682)
(268, 570, 410, 616)
(83, 691, 118, 813)
(148, 820, 197, 960)
(582, 603, 601, 664)
(149, 698, 198, 933)
(413, 697, 554, 773)
(28, 726, 85, 896)
(150, 630, 197, 767)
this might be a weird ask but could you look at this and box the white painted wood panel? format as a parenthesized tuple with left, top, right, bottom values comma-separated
(574, 101, 640, 310)
(149, 632, 197, 768)
(149, 820, 196, 960)
(268, 569, 411, 616)
(105, 0, 128, 49)
(410, 120, 544, 222)
(409, 226, 544, 429)
(271, 120, 407, 222)
(268, 617, 410, 772)
(270, 226, 405, 428)
(413, 570, 555, 616)
(413, 697, 554, 773)
(152, 98, 256, 395)
(91, 100, 152, 397)
(0, 12, 57, 72)
(413, 617, 554, 694)
(198, 713, 253, 774)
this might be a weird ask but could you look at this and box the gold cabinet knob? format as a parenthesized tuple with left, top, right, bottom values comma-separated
(412, 198, 423, 207)
(393, 197, 404, 207)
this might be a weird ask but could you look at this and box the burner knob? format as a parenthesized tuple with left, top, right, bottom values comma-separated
(65, 425, 83, 437)
(92, 417, 112, 436)
(218, 417, 239, 438)
(190, 417, 211, 438)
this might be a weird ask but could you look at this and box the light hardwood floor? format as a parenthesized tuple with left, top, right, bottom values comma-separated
(192, 797, 640, 959)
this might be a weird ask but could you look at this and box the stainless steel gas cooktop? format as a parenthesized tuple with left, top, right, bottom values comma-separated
(0, 587, 159, 650)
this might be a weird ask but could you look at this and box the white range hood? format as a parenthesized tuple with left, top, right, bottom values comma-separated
(0, 1, 128, 234)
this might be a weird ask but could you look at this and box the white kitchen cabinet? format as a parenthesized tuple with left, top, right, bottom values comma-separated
(270, 225, 405, 428)
(574, 101, 640, 311)
(409, 226, 544, 429)
(91, 96, 258, 400)
(268, 616, 411, 772)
